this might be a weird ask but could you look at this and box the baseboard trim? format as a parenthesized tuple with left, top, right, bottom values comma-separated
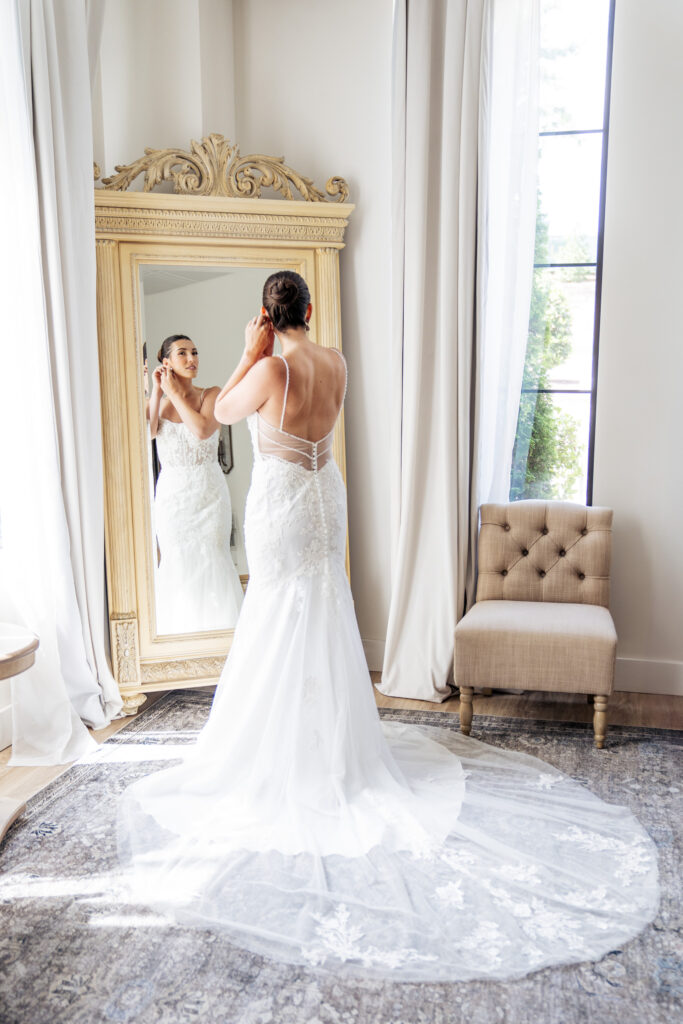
(362, 638, 386, 672)
(362, 642, 682, 697)
(615, 657, 683, 696)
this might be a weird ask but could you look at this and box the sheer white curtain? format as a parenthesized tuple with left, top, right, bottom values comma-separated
(472, 0, 540, 534)
(380, 0, 539, 701)
(0, 0, 121, 765)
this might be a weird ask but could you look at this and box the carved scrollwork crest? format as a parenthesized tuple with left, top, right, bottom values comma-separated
(99, 133, 349, 203)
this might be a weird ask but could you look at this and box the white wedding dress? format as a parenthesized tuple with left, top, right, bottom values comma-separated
(120, 354, 658, 981)
(153, 415, 243, 633)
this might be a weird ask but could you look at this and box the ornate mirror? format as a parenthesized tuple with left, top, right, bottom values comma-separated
(95, 135, 353, 713)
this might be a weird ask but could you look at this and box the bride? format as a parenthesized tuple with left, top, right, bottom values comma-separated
(148, 334, 243, 633)
(119, 272, 658, 981)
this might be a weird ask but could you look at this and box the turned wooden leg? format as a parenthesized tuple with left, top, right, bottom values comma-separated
(593, 694, 608, 748)
(459, 686, 474, 736)
(481, 688, 492, 696)
(121, 692, 147, 716)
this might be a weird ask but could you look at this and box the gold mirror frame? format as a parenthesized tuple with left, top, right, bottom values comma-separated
(95, 137, 354, 713)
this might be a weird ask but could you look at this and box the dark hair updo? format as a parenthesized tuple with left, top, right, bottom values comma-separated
(158, 334, 192, 362)
(262, 271, 311, 333)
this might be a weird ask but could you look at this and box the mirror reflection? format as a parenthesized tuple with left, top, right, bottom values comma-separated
(139, 264, 280, 635)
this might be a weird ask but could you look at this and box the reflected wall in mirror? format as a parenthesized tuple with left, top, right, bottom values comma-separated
(95, 167, 353, 714)
(139, 265, 280, 637)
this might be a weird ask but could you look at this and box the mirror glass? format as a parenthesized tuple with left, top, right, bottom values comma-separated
(138, 263, 281, 637)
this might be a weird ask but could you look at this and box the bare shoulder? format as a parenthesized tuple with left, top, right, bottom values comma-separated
(249, 355, 287, 383)
(327, 347, 347, 383)
(325, 346, 346, 364)
(200, 385, 221, 410)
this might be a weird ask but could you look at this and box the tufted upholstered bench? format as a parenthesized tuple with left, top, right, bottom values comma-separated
(454, 500, 617, 748)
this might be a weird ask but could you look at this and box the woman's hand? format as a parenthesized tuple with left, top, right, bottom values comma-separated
(152, 366, 164, 394)
(244, 313, 274, 364)
(158, 365, 180, 397)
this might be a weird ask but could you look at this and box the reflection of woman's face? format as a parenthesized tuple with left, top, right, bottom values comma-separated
(165, 340, 199, 379)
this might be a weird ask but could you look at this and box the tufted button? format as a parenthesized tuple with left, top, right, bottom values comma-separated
(521, 548, 528, 556)
(539, 570, 546, 578)
(501, 569, 508, 577)
(503, 524, 511, 532)
(542, 526, 549, 535)
(581, 528, 588, 536)
(559, 549, 566, 557)
(578, 572, 585, 580)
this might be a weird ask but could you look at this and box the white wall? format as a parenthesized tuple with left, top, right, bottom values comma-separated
(95, 0, 682, 692)
(594, 0, 683, 694)
(95, 0, 394, 665)
(94, 0, 235, 177)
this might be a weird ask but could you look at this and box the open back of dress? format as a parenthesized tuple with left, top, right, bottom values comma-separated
(254, 413, 336, 470)
(252, 350, 344, 470)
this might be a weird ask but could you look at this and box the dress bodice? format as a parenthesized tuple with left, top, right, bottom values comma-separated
(244, 412, 346, 592)
(155, 418, 219, 470)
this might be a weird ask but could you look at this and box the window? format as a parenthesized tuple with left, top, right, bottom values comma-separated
(509, 0, 615, 503)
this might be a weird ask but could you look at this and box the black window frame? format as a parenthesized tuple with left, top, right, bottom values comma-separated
(516, 0, 616, 505)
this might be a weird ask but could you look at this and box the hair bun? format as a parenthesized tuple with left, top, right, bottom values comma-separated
(274, 279, 299, 305)
(262, 271, 311, 333)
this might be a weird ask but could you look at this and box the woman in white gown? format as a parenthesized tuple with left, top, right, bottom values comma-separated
(149, 335, 243, 634)
(120, 274, 658, 981)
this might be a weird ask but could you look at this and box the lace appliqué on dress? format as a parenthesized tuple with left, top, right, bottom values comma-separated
(302, 904, 439, 971)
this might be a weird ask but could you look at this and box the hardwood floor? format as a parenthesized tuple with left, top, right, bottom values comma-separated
(372, 673, 683, 730)
(1, 680, 681, 807)
(0, 690, 169, 806)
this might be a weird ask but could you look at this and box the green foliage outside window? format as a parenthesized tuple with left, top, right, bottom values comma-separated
(509, 199, 584, 500)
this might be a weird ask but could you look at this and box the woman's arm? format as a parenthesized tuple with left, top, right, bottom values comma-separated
(215, 357, 282, 425)
(147, 368, 163, 438)
(161, 374, 220, 440)
(214, 313, 279, 425)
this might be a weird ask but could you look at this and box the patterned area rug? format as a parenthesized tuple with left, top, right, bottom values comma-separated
(0, 690, 680, 1024)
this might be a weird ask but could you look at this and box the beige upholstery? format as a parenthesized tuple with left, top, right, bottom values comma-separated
(454, 601, 616, 694)
(454, 500, 617, 747)
(476, 501, 612, 607)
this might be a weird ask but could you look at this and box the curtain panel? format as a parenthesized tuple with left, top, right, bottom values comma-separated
(0, 0, 121, 765)
(380, 0, 538, 701)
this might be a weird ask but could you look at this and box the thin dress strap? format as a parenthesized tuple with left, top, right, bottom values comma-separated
(331, 348, 348, 402)
(276, 354, 290, 431)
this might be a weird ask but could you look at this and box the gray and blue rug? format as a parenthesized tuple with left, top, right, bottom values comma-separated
(0, 690, 680, 1024)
